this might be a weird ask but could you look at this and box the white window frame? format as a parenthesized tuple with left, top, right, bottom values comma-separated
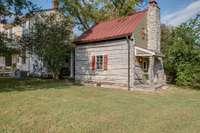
(96, 55, 104, 70)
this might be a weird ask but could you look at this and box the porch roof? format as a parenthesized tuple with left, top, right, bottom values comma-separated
(135, 47, 164, 57)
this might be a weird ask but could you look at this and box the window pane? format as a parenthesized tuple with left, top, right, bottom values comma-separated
(96, 56, 103, 70)
(5, 55, 12, 66)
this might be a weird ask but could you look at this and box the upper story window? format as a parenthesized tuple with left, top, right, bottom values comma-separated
(22, 21, 29, 36)
(21, 48, 26, 64)
(8, 28, 13, 39)
(141, 27, 147, 40)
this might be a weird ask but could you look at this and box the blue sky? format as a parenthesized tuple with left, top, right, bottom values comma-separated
(32, 0, 200, 26)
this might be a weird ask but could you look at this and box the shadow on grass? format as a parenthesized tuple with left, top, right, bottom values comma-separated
(0, 78, 78, 93)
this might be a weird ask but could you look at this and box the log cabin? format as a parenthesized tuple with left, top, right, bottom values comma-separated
(73, 0, 166, 90)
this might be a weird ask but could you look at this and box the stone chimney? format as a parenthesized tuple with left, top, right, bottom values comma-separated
(52, 0, 59, 9)
(147, 0, 161, 52)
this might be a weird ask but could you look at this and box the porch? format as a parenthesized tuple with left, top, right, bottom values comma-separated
(0, 54, 18, 77)
(134, 47, 166, 87)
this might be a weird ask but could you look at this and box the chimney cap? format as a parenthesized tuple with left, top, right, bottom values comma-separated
(149, 0, 158, 4)
(52, 0, 59, 9)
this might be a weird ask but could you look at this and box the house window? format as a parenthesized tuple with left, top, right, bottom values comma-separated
(21, 49, 26, 64)
(96, 55, 103, 70)
(91, 55, 108, 71)
(22, 56, 26, 64)
(8, 28, 13, 39)
(143, 61, 148, 72)
(141, 27, 147, 40)
(5, 55, 12, 66)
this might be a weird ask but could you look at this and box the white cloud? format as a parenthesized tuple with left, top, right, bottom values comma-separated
(162, 0, 200, 26)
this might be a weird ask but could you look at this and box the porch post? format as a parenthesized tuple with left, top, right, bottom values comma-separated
(148, 56, 155, 83)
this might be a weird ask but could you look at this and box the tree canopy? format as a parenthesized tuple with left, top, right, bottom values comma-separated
(0, 0, 37, 24)
(61, 0, 143, 31)
(23, 13, 72, 79)
(161, 14, 200, 88)
(0, 0, 37, 56)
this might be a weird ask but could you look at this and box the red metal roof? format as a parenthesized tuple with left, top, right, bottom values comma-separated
(74, 10, 147, 44)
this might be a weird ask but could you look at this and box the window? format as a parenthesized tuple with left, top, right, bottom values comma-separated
(8, 28, 13, 39)
(142, 60, 149, 72)
(143, 61, 148, 71)
(96, 55, 103, 70)
(0, 56, 5, 67)
(5, 55, 12, 66)
(141, 27, 147, 40)
(22, 56, 26, 64)
(91, 55, 108, 71)
(21, 49, 26, 64)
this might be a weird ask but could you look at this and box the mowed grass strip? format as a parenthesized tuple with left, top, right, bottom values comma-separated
(0, 78, 200, 133)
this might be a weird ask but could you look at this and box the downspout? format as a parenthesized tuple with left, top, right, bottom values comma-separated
(73, 48, 75, 79)
(132, 35, 136, 90)
(126, 36, 131, 91)
(73, 47, 76, 80)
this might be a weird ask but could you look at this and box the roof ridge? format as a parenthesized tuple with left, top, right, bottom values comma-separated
(95, 9, 148, 25)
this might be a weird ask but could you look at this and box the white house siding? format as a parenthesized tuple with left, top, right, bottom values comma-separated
(16, 52, 46, 75)
(0, 56, 5, 67)
(75, 39, 129, 87)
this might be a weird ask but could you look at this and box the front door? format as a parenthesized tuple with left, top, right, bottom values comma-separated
(135, 57, 149, 84)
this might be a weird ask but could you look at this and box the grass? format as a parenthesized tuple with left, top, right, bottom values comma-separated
(0, 78, 200, 133)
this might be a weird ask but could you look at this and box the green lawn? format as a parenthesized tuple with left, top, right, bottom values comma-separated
(0, 78, 200, 133)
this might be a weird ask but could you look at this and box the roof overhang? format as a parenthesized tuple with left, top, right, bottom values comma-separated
(135, 46, 164, 57)
(74, 33, 132, 44)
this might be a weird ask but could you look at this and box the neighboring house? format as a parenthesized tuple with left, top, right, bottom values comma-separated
(74, 0, 166, 90)
(0, 22, 45, 77)
(0, 0, 59, 77)
(0, 24, 22, 76)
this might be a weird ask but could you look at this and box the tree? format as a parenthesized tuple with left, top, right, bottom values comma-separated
(25, 13, 72, 79)
(61, 0, 143, 31)
(0, 0, 37, 56)
(161, 14, 200, 88)
(0, 0, 37, 23)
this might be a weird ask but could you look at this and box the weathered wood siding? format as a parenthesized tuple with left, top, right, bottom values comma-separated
(75, 39, 129, 87)
(134, 14, 147, 49)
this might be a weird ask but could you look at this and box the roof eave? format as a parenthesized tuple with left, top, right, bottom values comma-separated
(74, 33, 132, 44)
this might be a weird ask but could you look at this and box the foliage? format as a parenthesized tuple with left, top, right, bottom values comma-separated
(176, 63, 200, 88)
(161, 14, 200, 88)
(61, 0, 142, 31)
(24, 13, 72, 79)
(0, 0, 38, 56)
(0, 0, 37, 24)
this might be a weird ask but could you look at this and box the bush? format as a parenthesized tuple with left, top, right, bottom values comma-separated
(161, 14, 200, 89)
(176, 63, 200, 88)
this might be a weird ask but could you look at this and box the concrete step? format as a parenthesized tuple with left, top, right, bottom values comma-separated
(134, 83, 167, 91)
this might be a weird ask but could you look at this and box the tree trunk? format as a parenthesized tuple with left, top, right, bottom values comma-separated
(52, 71, 59, 80)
